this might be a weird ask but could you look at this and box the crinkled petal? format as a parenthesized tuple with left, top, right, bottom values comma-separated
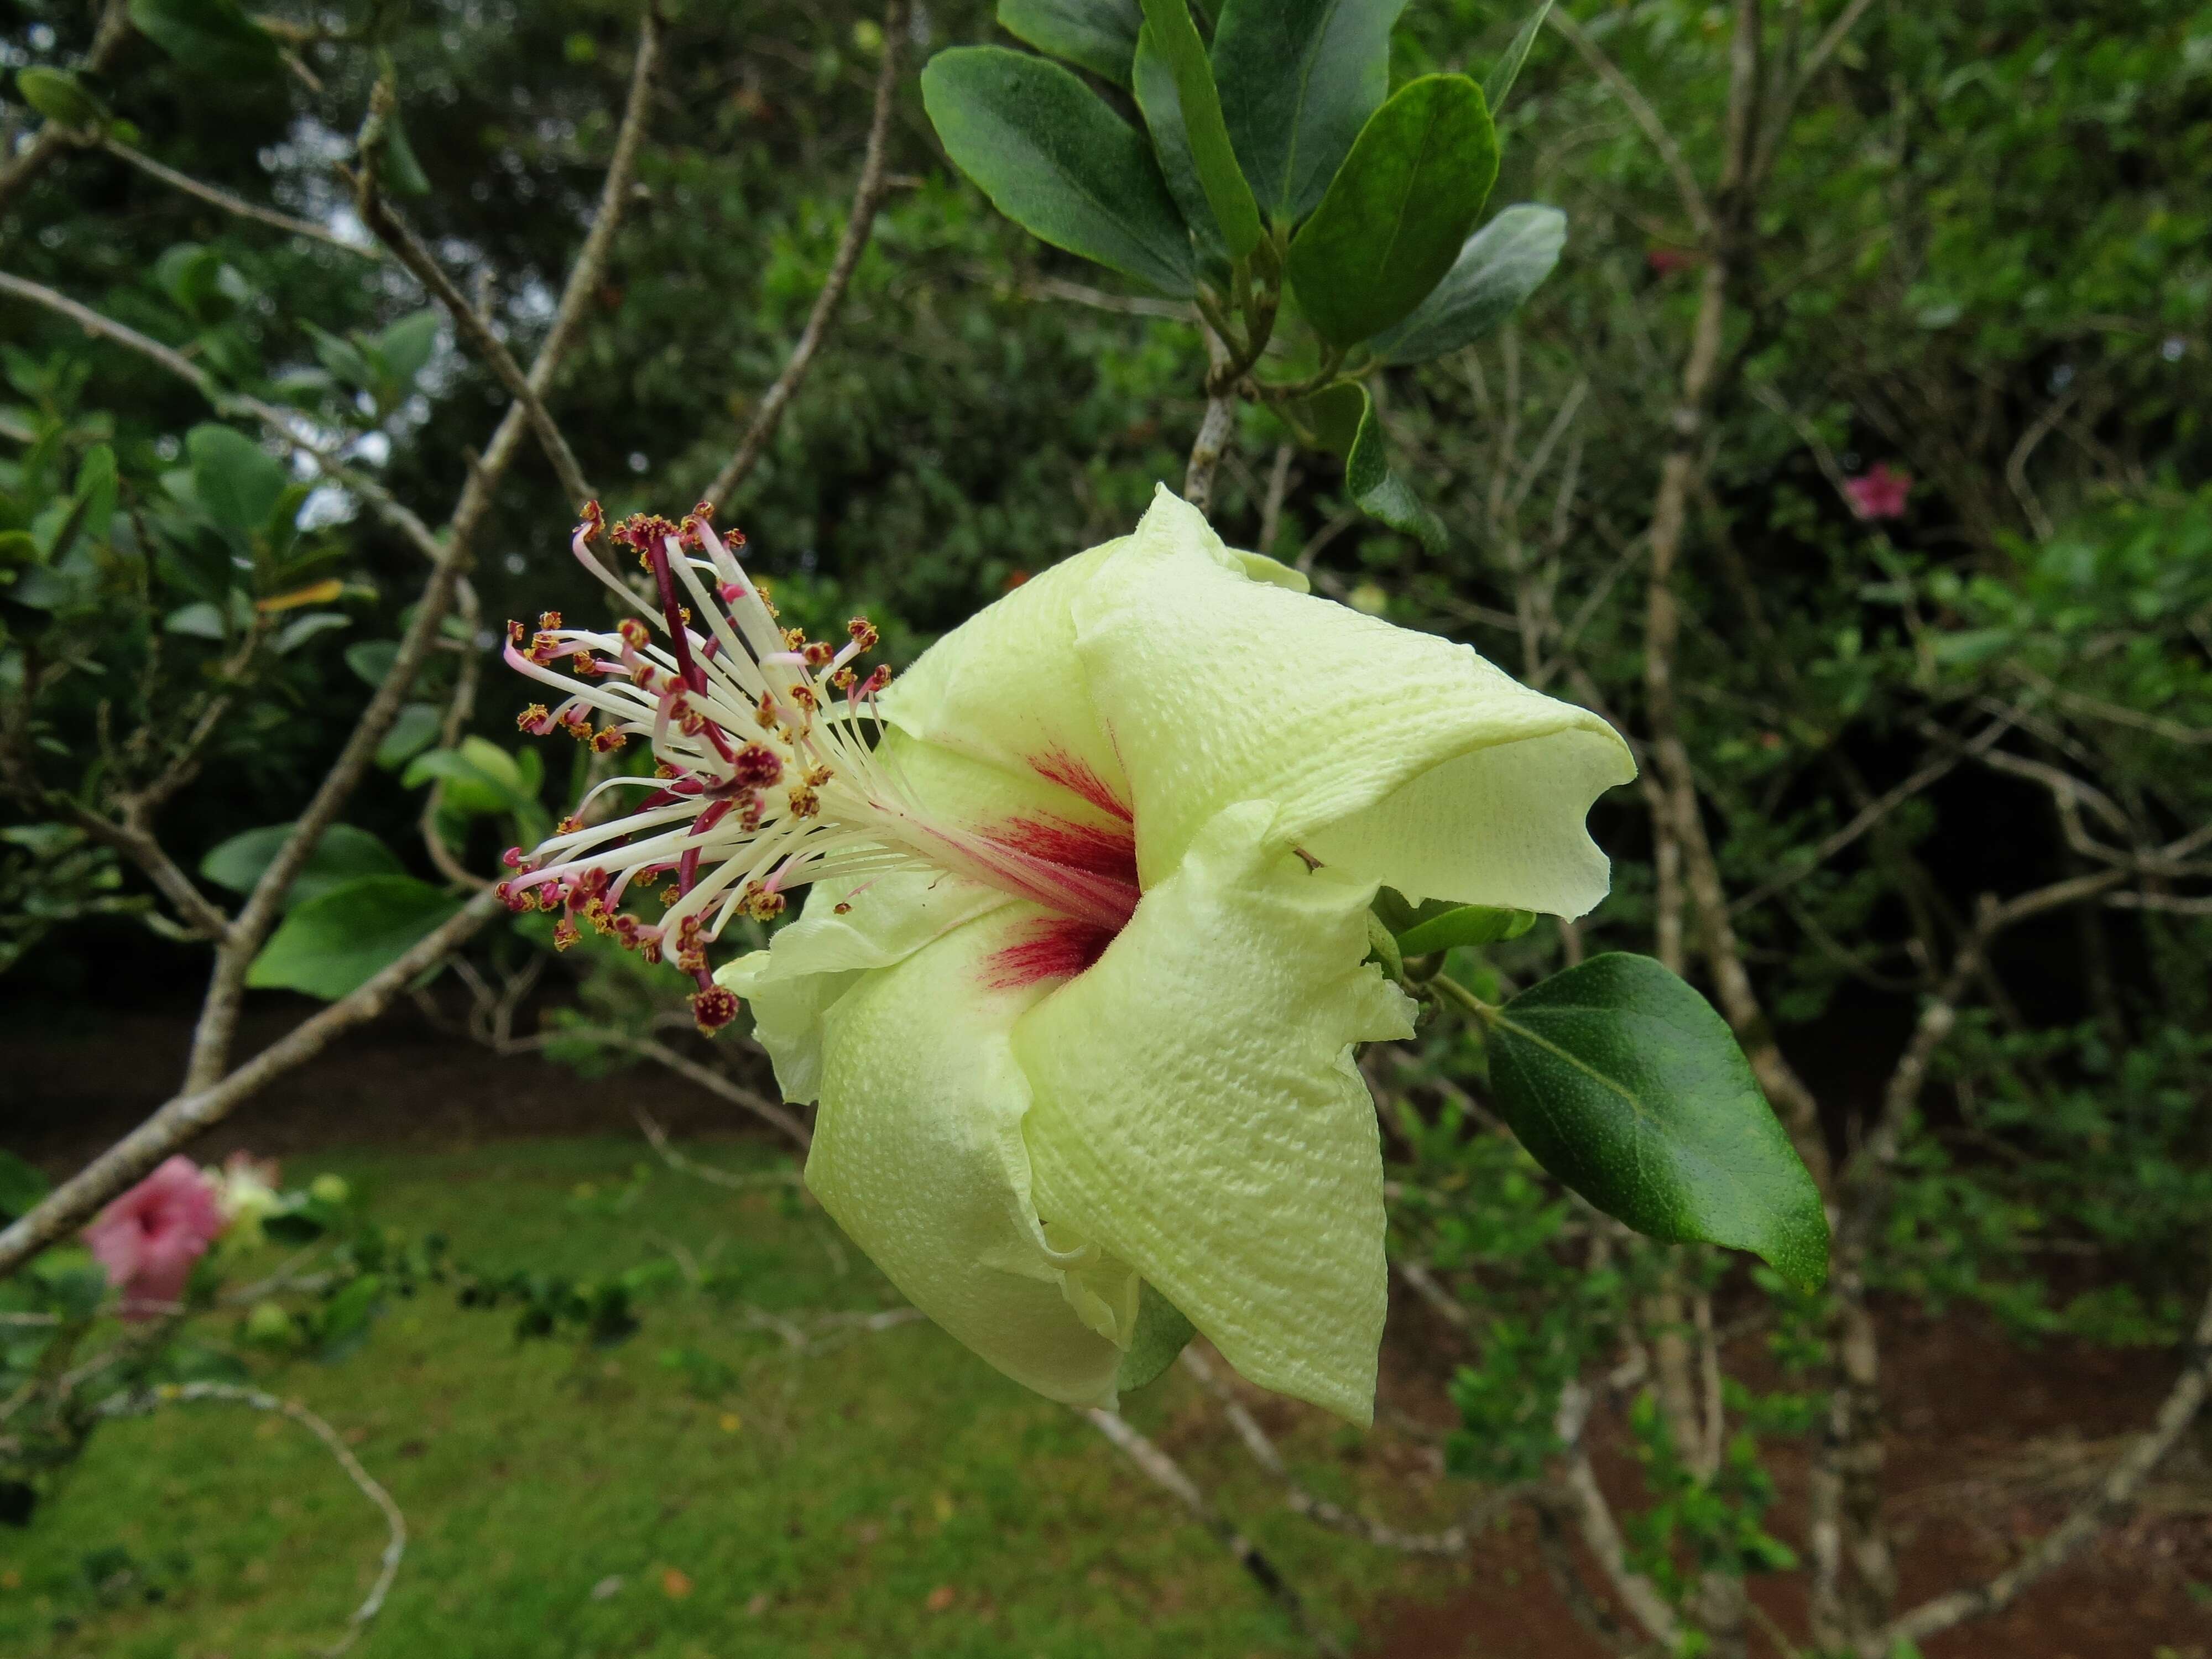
(717, 865, 1010, 1103)
(1071, 487, 1636, 915)
(1014, 801, 1415, 1425)
(804, 901, 1134, 1408)
(880, 540, 1134, 817)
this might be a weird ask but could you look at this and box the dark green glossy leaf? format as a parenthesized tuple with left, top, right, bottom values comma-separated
(1115, 1282, 1197, 1391)
(1213, 0, 1409, 223)
(922, 47, 1194, 296)
(1397, 904, 1536, 955)
(1301, 381, 1446, 551)
(997, 0, 1142, 86)
(1135, 0, 1260, 257)
(186, 424, 286, 536)
(128, 0, 282, 81)
(1285, 74, 1499, 347)
(1483, 953, 1830, 1288)
(1483, 0, 1555, 116)
(200, 822, 404, 910)
(246, 875, 462, 1000)
(1131, 29, 1227, 264)
(1371, 204, 1566, 364)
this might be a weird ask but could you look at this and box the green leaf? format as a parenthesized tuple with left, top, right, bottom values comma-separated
(1396, 904, 1536, 955)
(1300, 381, 1446, 551)
(345, 639, 400, 686)
(375, 103, 432, 199)
(373, 310, 441, 390)
(164, 601, 227, 639)
(1285, 74, 1499, 347)
(1131, 30, 1226, 264)
(996, 0, 1142, 86)
(1135, 0, 1260, 257)
(1370, 204, 1566, 364)
(1213, 0, 1410, 223)
(0, 1150, 50, 1223)
(200, 822, 405, 911)
(1482, 0, 1555, 116)
(1481, 953, 1830, 1288)
(246, 875, 462, 1001)
(128, 0, 283, 81)
(1115, 1282, 1197, 1391)
(16, 68, 108, 131)
(922, 48, 1195, 297)
(186, 424, 287, 536)
(377, 702, 444, 770)
(404, 738, 537, 817)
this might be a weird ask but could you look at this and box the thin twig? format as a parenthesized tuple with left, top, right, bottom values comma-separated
(1861, 1253, 2212, 1656)
(1180, 1347, 1532, 1553)
(103, 138, 376, 255)
(1085, 1406, 1347, 1657)
(97, 1381, 404, 1656)
(0, 889, 504, 1277)
(703, 0, 907, 508)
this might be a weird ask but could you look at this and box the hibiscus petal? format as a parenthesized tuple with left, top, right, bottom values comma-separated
(803, 901, 1133, 1408)
(716, 864, 1010, 1103)
(879, 541, 1134, 816)
(1014, 801, 1415, 1425)
(1073, 487, 1636, 916)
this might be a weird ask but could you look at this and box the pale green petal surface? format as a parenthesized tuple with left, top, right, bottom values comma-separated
(880, 540, 1131, 803)
(806, 901, 1133, 1408)
(1073, 488, 1635, 915)
(1014, 801, 1415, 1425)
(717, 868, 1009, 1103)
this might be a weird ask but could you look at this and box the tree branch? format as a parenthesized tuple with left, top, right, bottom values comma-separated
(702, 0, 907, 509)
(97, 1381, 404, 1656)
(103, 137, 375, 255)
(1085, 1404, 1347, 1657)
(0, 1, 133, 223)
(0, 888, 504, 1280)
(1862, 1254, 2212, 1656)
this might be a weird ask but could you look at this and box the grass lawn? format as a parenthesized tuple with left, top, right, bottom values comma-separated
(1, 1138, 1476, 1658)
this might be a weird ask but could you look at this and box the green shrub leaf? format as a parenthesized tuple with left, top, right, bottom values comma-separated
(200, 822, 404, 911)
(128, 0, 283, 81)
(1115, 1282, 1197, 1391)
(16, 68, 108, 131)
(1371, 204, 1565, 364)
(1300, 381, 1446, 551)
(997, 0, 1142, 86)
(1482, 953, 1830, 1288)
(1396, 904, 1536, 955)
(185, 424, 287, 536)
(1482, 0, 1555, 116)
(1285, 74, 1499, 347)
(1134, 0, 1260, 258)
(1213, 0, 1410, 223)
(923, 46, 1194, 297)
(246, 875, 463, 1001)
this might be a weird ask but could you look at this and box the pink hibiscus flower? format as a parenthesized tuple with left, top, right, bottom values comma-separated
(1844, 461, 1912, 521)
(84, 1156, 226, 1321)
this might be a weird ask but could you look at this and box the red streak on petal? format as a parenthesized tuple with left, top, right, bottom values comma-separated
(985, 813, 1138, 883)
(983, 915, 1118, 989)
(1029, 748, 1131, 823)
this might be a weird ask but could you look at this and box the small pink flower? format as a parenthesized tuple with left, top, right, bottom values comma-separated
(84, 1156, 226, 1321)
(1646, 247, 1698, 275)
(1844, 462, 1912, 521)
